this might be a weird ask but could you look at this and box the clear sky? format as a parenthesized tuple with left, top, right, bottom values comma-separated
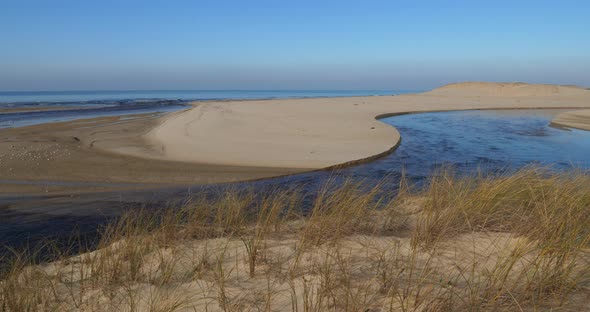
(1, 0, 589, 91)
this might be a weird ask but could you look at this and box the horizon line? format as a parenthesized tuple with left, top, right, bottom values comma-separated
(0, 89, 425, 94)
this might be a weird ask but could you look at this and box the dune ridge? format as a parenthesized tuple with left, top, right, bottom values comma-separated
(425, 81, 588, 97)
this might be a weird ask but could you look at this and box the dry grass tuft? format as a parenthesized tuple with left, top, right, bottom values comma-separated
(413, 166, 590, 248)
(1, 167, 589, 311)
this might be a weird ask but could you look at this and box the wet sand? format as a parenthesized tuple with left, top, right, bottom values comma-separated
(0, 112, 305, 195)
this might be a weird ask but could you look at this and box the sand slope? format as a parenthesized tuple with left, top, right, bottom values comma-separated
(552, 109, 590, 131)
(110, 82, 590, 169)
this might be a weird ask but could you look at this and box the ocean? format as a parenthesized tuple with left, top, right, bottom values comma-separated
(0, 89, 416, 104)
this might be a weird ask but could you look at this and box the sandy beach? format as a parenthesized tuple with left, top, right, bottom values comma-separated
(112, 82, 590, 168)
(0, 112, 302, 194)
(1, 82, 590, 195)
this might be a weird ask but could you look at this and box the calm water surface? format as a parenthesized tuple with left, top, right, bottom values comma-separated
(353, 109, 590, 178)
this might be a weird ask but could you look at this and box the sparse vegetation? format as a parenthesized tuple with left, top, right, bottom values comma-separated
(1, 167, 589, 311)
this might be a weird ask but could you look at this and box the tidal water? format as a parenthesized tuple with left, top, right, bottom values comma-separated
(1, 108, 590, 259)
(348, 109, 590, 180)
(0, 99, 187, 129)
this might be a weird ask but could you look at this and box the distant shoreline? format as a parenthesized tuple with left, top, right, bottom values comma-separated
(0, 89, 414, 105)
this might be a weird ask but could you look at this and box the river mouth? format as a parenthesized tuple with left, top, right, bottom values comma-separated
(1, 108, 590, 254)
(355, 108, 590, 179)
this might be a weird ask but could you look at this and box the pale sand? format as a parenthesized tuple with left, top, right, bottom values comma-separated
(108, 82, 590, 169)
(40, 231, 531, 311)
(551, 109, 590, 131)
(0, 113, 302, 194)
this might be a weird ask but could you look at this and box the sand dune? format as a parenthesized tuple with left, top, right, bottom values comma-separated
(108, 82, 590, 169)
(425, 81, 588, 97)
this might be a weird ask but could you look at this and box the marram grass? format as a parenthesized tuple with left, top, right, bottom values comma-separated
(1, 167, 589, 311)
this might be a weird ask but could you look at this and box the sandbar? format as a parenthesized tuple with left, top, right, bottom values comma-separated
(110, 82, 590, 169)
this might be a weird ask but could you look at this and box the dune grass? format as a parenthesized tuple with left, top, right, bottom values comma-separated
(1, 167, 589, 311)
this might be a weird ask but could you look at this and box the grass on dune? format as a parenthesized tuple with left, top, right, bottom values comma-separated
(1, 166, 590, 311)
(413, 166, 590, 247)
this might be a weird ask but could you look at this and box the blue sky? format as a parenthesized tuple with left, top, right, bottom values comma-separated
(1, 0, 589, 91)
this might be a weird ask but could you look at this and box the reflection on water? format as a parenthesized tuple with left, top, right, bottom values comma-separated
(2, 109, 590, 257)
(359, 109, 590, 176)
